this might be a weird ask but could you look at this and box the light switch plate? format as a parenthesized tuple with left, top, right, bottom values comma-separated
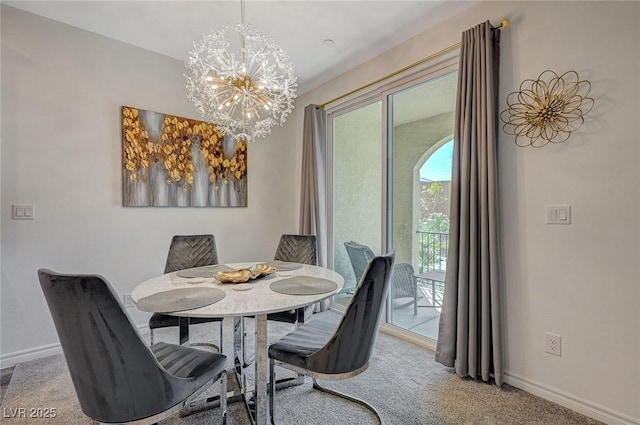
(546, 204, 571, 225)
(12, 204, 35, 220)
(556, 205, 571, 224)
(546, 206, 558, 223)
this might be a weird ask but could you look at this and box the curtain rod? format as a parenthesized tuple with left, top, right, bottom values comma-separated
(319, 18, 509, 108)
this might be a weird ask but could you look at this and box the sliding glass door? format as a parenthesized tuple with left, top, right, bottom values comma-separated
(386, 71, 457, 340)
(330, 101, 382, 308)
(328, 56, 458, 343)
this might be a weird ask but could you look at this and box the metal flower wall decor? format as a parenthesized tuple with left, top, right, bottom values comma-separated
(500, 70, 594, 147)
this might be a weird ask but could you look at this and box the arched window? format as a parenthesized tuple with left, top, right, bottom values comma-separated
(419, 139, 452, 234)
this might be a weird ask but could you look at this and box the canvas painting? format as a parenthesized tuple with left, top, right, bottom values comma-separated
(122, 106, 247, 207)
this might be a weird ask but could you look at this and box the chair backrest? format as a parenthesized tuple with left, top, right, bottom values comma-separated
(274, 234, 317, 265)
(164, 234, 218, 273)
(344, 240, 375, 281)
(391, 262, 416, 299)
(308, 252, 395, 375)
(38, 269, 188, 423)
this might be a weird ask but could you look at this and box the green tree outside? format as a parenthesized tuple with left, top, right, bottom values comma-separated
(418, 181, 449, 271)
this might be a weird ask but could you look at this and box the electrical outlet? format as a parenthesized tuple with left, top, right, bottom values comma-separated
(545, 333, 562, 356)
(123, 293, 134, 308)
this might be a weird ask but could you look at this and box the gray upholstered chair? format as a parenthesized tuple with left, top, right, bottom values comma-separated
(240, 235, 318, 369)
(268, 234, 317, 325)
(38, 269, 227, 425)
(390, 262, 419, 315)
(268, 252, 395, 424)
(344, 240, 375, 293)
(149, 234, 222, 347)
(346, 241, 418, 315)
(273, 234, 317, 265)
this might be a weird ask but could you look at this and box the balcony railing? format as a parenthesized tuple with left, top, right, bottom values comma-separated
(416, 231, 448, 274)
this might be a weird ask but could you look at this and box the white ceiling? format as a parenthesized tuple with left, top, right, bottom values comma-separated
(4, 0, 477, 95)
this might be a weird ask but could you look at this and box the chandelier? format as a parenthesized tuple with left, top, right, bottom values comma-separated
(185, 0, 297, 143)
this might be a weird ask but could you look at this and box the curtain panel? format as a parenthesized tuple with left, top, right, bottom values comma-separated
(299, 105, 329, 311)
(435, 21, 503, 386)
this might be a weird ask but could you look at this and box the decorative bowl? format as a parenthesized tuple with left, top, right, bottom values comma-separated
(216, 263, 276, 283)
(252, 263, 276, 276)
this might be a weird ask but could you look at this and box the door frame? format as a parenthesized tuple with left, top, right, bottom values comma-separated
(325, 51, 459, 344)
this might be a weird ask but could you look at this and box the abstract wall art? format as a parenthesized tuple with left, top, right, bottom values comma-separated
(121, 106, 247, 207)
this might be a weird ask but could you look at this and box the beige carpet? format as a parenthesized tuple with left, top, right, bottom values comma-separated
(1, 312, 603, 425)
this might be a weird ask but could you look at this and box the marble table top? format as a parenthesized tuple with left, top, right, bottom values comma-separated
(131, 262, 345, 318)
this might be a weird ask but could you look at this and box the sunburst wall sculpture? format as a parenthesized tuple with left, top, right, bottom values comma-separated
(500, 70, 594, 148)
(122, 106, 247, 207)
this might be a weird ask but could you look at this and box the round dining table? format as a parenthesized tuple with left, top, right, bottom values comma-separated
(131, 261, 344, 425)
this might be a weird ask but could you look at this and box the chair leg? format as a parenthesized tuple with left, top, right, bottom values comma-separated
(292, 318, 306, 384)
(242, 318, 254, 367)
(235, 317, 253, 368)
(150, 321, 222, 351)
(431, 280, 436, 306)
(179, 317, 189, 345)
(312, 378, 384, 425)
(269, 358, 276, 425)
(220, 371, 228, 425)
(268, 319, 305, 388)
(150, 328, 155, 345)
(233, 318, 247, 396)
(219, 320, 224, 354)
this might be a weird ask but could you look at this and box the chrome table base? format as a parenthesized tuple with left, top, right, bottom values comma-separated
(181, 316, 304, 425)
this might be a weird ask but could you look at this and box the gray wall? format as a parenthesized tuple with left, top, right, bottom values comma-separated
(1, 6, 298, 359)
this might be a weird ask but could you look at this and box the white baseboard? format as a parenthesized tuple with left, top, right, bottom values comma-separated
(505, 372, 639, 425)
(374, 326, 637, 425)
(380, 322, 437, 352)
(0, 324, 150, 369)
(0, 343, 62, 369)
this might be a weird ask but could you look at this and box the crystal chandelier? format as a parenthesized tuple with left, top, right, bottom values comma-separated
(185, 0, 297, 143)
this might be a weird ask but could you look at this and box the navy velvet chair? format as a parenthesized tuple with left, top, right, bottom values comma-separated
(268, 252, 395, 424)
(38, 269, 227, 425)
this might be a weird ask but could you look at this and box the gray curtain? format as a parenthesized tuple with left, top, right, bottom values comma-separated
(435, 21, 503, 386)
(299, 105, 329, 310)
